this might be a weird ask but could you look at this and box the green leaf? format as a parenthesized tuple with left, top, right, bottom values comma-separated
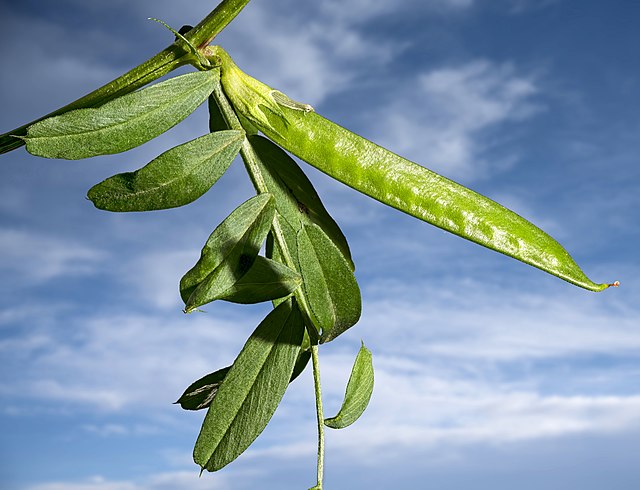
(208, 95, 229, 133)
(194, 299, 305, 472)
(23, 70, 218, 160)
(87, 130, 243, 212)
(291, 348, 311, 382)
(181, 193, 275, 312)
(296, 223, 361, 342)
(175, 366, 231, 411)
(219, 255, 301, 304)
(248, 134, 353, 270)
(176, 346, 310, 412)
(324, 342, 374, 429)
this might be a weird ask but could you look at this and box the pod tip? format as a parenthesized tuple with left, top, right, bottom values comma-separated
(609, 280, 620, 288)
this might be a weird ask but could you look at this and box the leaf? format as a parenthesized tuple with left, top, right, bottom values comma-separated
(194, 299, 305, 472)
(296, 223, 361, 342)
(219, 255, 301, 304)
(23, 70, 218, 160)
(248, 134, 353, 270)
(175, 366, 231, 411)
(208, 95, 229, 133)
(324, 342, 374, 429)
(176, 346, 310, 412)
(180, 193, 275, 312)
(87, 130, 243, 211)
(291, 348, 311, 382)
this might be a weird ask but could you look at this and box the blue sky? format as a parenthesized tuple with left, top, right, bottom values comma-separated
(0, 0, 638, 489)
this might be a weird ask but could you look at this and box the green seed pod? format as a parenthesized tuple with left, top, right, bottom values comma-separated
(211, 46, 615, 292)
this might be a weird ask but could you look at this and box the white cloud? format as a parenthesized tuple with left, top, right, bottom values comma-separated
(319, 0, 475, 21)
(25, 472, 235, 490)
(218, 2, 397, 106)
(360, 278, 640, 361)
(0, 229, 106, 285)
(507, 0, 560, 14)
(330, 386, 640, 458)
(3, 308, 267, 411)
(82, 423, 128, 437)
(372, 60, 541, 181)
(122, 249, 196, 311)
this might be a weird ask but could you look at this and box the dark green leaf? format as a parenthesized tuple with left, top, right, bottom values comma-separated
(175, 366, 231, 411)
(87, 130, 243, 212)
(248, 135, 353, 270)
(194, 299, 305, 472)
(219, 255, 301, 304)
(291, 348, 311, 382)
(208, 95, 229, 132)
(324, 342, 374, 429)
(296, 223, 361, 342)
(266, 217, 302, 309)
(176, 345, 310, 412)
(23, 70, 218, 159)
(181, 193, 275, 312)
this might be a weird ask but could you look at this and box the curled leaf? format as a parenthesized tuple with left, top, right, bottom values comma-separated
(176, 366, 231, 411)
(324, 342, 374, 429)
(180, 193, 275, 312)
(219, 255, 301, 304)
(176, 346, 310, 412)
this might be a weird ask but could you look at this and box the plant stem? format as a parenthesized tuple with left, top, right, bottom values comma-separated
(0, 0, 252, 155)
(211, 81, 326, 488)
(311, 343, 325, 490)
(187, 0, 253, 48)
(210, 83, 318, 328)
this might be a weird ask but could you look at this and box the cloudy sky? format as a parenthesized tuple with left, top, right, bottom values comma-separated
(1, 0, 638, 489)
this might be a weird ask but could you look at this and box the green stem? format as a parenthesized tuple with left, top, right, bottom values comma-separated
(311, 344, 325, 490)
(186, 0, 253, 48)
(0, 0, 251, 155)
(210, 83, 317, 328)
(211, 81, 326, 489)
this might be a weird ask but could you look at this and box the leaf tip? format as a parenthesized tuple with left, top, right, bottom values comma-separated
(594, 280, 620, 291)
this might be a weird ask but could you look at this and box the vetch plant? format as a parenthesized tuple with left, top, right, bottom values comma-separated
(0, 1, 618, 488)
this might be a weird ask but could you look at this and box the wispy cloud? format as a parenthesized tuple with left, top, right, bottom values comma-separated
(25, 472, 235, 490)
(2, 307, 267, 411)
(0, 229, 106, 285)
(360, 277, 640, 361)
(4, 274, 636, 450)
(370, 60, 541, 181)
(215, 2, 398, 106)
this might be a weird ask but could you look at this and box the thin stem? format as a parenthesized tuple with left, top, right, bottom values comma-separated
(187, 0, 252, 48)
(210, 83, 317, 329)
(212, 81, 326, 488)
(311, 343, 325, 490)
(0, 0, 251, 155)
